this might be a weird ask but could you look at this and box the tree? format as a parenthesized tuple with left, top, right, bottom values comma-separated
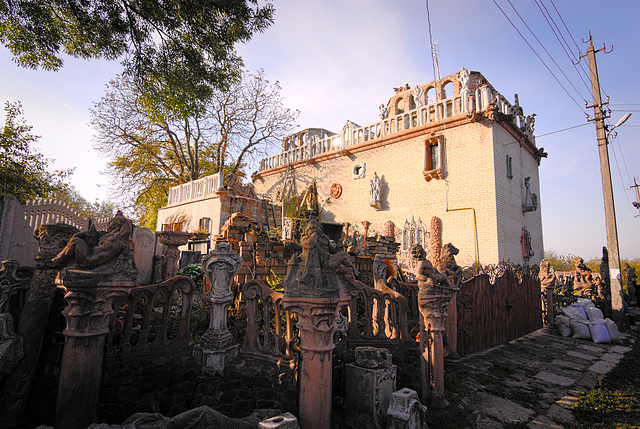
(0, 0, 274, 113)
(91, 70, 299, 229)
(0, 101, 70, 203)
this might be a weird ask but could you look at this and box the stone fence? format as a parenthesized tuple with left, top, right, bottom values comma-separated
(258, 84, 523, 172)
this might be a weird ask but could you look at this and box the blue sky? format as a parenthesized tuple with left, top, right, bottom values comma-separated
(1, 0, 639, 260)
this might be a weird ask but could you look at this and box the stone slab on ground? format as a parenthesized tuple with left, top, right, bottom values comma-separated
(472, 392, 535, 424)
(545, 403, 574, 425)
(566, 350, 598, 361)
(535, 371, 576, 387)
(587, 359, 616, 375)
(528, 414, 565, 429)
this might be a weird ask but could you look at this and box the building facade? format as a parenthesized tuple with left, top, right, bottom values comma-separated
(252, 69, 546, 268)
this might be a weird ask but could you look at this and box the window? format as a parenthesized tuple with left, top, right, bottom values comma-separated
(506, 155, 513, 179)
(199, 217, 211, 233)
(423, 136, 444, 182)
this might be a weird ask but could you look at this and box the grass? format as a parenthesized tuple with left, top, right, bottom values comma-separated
(572, 330, 640, 429)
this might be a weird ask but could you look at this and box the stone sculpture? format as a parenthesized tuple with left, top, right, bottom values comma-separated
(522, 177, 536, 212)
(625, 263, 638, 305)
(373, 254, 388, 285)
(539, 259, 556, 326)
(195, 242, 243, 375)
(524, 113, 536, 135)
(369, 172, 381, 210)
(440, 243, 462, 287)
(413, 85, 425, 107)
(573, 257, 594, 297)
(379, 104, 388, 120)
(39, 211, 133, 271)
(458, 67, 470, 92)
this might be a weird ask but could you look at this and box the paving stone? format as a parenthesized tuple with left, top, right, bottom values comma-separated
(473, 392, 535, 424)
(601, 352, 624, 364)
(555, 394, 580, 409)
(609, 345, 632, 354)
(546, 404, 574, 425)
(566, 351, 598, 361)
(535, 371, 576, 387)
(578, 344, 608, 353)
(528, 414, 565, 429)
(588, 360, 616, 375)
(550, 359, 585, 371)
(474, 413, 505, 429)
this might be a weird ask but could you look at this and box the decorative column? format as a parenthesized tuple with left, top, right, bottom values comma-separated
(0, 224, 78, 424)
(361, 221, 370, 250)
(418, 287, 456, 409)
(158, 231, 193, 279)
(55, 270, 134, 429)
(282, 219, 341, 429)
(194, 242, 242, 375)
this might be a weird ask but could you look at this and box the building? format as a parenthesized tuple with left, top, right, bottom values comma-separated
(251, 68, 546, 268)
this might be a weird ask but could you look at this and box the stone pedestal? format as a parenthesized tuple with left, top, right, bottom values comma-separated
(158, 231, 193, 279)
(194, 242, 242, 375)
(55, 270, 134, 429)
(418, 291, 456, 409)
(386, 388, 428, 429)
(345, 347, 397, 429)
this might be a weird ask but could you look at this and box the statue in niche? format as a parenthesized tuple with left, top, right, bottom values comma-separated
(369, 172, 381, 210)
(413, 85, 425, 107)
(379, 104, 388, 120)
(522, 177, 537, 212)
(458, 67, 470, 92)
(39, 211, 133, 271)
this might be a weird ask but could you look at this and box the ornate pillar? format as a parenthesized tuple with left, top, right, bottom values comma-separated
(417, 282, 457, 409)
(158, 231, 193, 279)
(55, 270, 135, 429)
(283, 297, 338, 429)
(0, 223, 78, 425)
(282, 218, 341, 429)
(194, 242, 242, 375)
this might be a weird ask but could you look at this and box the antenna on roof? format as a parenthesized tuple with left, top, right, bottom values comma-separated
(431, 41, 441, 82)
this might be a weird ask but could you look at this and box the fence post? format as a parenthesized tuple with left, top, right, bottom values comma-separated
(194, 242, 242, 375)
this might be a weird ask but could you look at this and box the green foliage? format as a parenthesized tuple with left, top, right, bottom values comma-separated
(543, 250, 577, 272)
(0, 0, 275, 115)
(91, 70, 298, 227)
(50, 185, 115, 219)
(177, 264, 204, 288)
(0, 101, 71, 203)
(265, 269, 284, 292)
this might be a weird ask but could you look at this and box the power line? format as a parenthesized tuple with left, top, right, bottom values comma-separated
(535, 0, 593, 99)
(506, 0, 588, 104)
(492, 0, 589, 115)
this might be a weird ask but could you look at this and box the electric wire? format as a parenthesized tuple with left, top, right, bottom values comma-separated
(534, 0, 593, 99)
(609, 137, 637, 218)
(492, 0, 589, 115)
(505, 0, 588, 106)
(547, 0, 610, 100)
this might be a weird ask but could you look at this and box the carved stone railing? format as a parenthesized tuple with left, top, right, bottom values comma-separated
(23, 198, 84, 230)
(258, 84, 520, 172)
(166, 172, 223, 206)
(105, 276, 196, 360)
(241, 279, 296, 366)
(345, 281, 412, 347)
(387, 277, 419, 323)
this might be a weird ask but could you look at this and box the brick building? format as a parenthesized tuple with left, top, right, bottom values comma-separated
(251, 68, 546, 268)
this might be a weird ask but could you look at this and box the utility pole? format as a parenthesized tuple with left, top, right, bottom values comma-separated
(582, 34, 625, 326)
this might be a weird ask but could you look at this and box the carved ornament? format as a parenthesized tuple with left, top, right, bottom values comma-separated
(330, 183, 342, 199)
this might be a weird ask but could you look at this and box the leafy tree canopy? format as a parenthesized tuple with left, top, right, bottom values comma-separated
(0, 0, 275, 114)
(0, 101, 71, 203)
(91, 69, 299, 229)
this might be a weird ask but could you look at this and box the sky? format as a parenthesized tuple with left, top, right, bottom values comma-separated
(1, 0, 639, 260)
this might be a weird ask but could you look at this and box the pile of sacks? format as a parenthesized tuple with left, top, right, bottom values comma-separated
(554, 298, 621, 344)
